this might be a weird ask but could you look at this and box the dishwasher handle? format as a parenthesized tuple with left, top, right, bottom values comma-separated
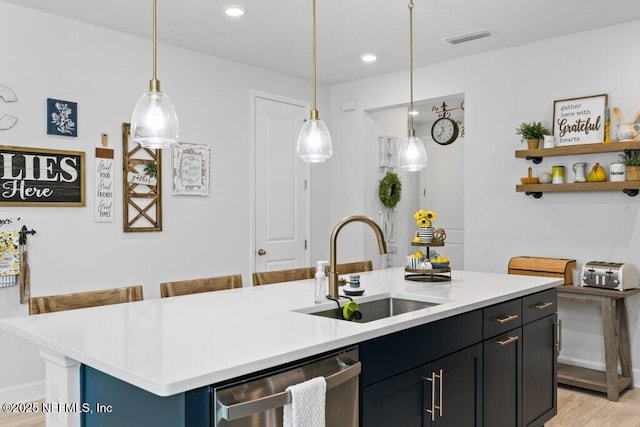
(216, 361, 361, 421)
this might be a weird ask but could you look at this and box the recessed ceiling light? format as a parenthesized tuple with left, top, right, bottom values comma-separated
(224, 5, 246, 17)
(361, 54, 377, 63)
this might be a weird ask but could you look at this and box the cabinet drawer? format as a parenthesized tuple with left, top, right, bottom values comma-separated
(522, 288, 557, 324)
(483, 299, 522, 339)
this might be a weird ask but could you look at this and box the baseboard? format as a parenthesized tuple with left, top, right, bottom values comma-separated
(0, 380, 44, 403)
(559, 355, 640, 388)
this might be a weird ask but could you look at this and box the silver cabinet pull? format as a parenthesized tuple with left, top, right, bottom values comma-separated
(496, 336, 519, 346)
(438, 369, 443, 418)
(495, 313, 519, 324)
(534, 301, 554, 310)
(257, 248, 267, 256)
(424, 369, 443, 420)
(555, 319, 562, 356)
(217, 361, 360, 421)
(424, 372, 436, 421)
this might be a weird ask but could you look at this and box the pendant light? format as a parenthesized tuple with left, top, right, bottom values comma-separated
(397, 0, 427, 172)
(130, 0, 179, 149)
(296, 0, 333, 163)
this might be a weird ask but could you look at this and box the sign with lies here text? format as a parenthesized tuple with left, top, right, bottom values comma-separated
(0, 145, 85, 206)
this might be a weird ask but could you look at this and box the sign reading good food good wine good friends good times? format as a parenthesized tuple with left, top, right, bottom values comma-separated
(0, 145, 85, 206)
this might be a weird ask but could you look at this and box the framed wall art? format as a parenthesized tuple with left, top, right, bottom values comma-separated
(172, 143, 210, 196)
(122, 123, 162, 232)
(0, 145, 85, 206)
(47, 98, 77, 137)
(0, 84, 18, 130)
(553, 94, 607, 146)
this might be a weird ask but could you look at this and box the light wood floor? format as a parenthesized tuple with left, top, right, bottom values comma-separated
(0, 386, 639, 426)
(0, 400, 44, 427)
(548, 386, 640, 427)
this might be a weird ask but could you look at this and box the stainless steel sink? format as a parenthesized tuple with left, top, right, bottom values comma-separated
(305, 297, 439, 323)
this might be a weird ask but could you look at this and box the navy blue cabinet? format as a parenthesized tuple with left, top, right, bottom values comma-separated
(483, 328, 523, 427)
(523, 314, 558, 427)
(361, 289, 558, 427)
(361, 344, 482, 427)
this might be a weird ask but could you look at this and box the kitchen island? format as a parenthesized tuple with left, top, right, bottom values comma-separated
(0, 268, 561, 426)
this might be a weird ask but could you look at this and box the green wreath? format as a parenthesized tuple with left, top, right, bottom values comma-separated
(379, 172, 402, 208)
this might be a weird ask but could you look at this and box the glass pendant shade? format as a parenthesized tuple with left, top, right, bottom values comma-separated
(296, 118, 333, 162)
(398, 134, 428, 172)
(131, 89, 179, 149)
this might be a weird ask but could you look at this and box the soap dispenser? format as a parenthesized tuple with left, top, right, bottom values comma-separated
(314, 261, 329, 303)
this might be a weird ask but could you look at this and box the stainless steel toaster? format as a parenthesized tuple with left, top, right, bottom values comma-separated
(580, 261, 639, 291)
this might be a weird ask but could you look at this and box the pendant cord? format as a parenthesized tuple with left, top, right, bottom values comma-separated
(408, 0, 415, 133)
(150, 0, 159, 92)
(312, 0, 317, 113)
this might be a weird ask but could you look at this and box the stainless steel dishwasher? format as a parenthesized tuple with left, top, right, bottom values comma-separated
(214, 346, 360, 427)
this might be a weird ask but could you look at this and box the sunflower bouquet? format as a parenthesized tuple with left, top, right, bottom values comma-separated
(414, 210, 437, 228)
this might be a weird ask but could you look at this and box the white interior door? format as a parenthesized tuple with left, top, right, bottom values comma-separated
(254, 95, 309, 272)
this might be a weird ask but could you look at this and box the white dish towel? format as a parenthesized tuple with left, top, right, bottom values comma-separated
(283, 376, 327, 427)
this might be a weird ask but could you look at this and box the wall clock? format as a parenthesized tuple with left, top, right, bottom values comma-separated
(431, 117, 459, 145)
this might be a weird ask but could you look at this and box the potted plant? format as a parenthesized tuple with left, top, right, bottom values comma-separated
(516, 122, 550, 149)
(619, 149, 640, 181)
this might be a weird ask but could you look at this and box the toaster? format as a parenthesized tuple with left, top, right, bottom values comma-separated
(580, 262, 639, 291)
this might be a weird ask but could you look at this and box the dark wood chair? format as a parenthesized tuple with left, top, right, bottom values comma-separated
(334, 260, 373, 275)
(160, 274, 243, 298)
(252, 267, 316, 286)
(29, 285, 143, 315)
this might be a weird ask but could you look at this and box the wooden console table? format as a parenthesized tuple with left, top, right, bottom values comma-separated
(556, 284, 640, 401)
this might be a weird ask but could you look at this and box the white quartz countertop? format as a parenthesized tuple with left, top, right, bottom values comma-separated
(0, 268, 561, 396)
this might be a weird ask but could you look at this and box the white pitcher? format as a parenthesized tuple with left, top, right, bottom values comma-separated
(572, 162, 587, 183)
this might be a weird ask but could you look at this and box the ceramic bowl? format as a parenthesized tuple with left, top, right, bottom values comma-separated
(539, 172, 552, 184)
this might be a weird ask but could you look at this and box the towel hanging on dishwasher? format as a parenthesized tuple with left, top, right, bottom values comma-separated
(283, 376, 326, 427)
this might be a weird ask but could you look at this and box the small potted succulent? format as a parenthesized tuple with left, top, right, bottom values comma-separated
(515, 122, 551, 149)
(619, 149, 640, 181)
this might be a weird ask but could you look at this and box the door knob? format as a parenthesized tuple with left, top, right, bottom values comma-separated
(257, 248, 267, 256)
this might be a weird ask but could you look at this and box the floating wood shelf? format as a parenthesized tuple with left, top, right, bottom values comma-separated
(516, 181, 640, 198)
(515, 140, 640, 198)
(515, 140, 640, 164)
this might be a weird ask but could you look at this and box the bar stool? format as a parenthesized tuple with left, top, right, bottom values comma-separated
(334, 260, 373, 275)
(160, 274, 243, 298)
(252, 267, 316, 286)
(29, 285, 143, 315)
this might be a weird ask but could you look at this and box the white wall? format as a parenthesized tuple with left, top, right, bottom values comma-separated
(3, 2, 640, 401)
(0, 3, 331, 401)
(363, 107, 419, 269)
(329, 20, 640, 384)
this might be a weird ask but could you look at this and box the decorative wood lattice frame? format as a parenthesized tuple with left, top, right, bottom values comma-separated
(122, 123, 162, 232)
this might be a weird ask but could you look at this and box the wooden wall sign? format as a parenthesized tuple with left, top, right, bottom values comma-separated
(553, 94, 607, 146)
(94, 134, 114, 222)
(0, 145, 85, 206)
(122, 123, 162, 232)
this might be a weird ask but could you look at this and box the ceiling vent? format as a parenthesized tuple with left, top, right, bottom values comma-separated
(444, 29, 493, 45)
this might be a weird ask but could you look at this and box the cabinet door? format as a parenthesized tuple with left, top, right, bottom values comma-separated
(427, 344, 483, 427)
(523, 314, 558, 427)
(483, 328, 522, 427)
(362, 364, 429, 427)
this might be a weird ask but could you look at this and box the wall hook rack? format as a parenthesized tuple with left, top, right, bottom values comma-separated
(19, 225, 36, 245)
